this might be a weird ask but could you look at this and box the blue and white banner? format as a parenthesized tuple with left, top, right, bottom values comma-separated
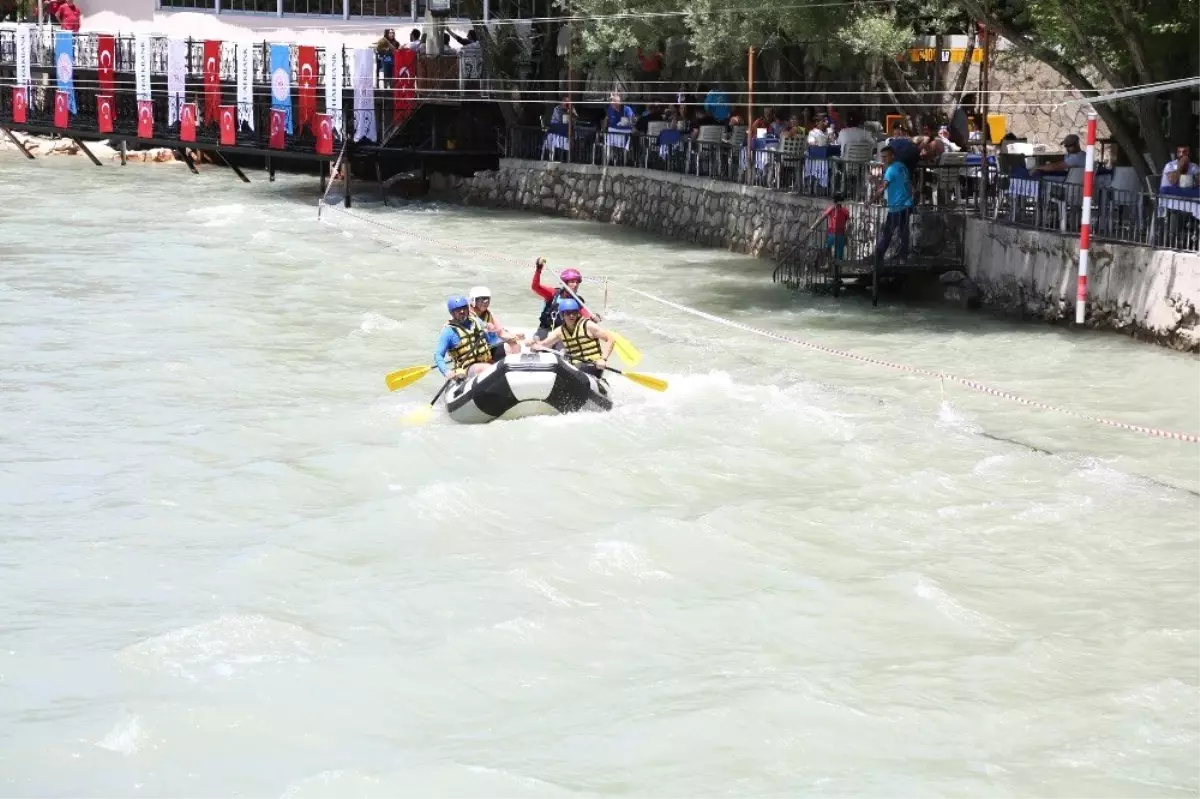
(54, 31, 76, 114)
(269, 44, 293, 135)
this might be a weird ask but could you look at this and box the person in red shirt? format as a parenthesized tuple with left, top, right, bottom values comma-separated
(530, 257, 600, 340)
(55, 0, 81, 30)
(818, 193, 850, 260)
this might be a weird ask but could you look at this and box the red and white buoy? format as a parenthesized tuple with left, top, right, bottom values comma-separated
(1075, 111, 1098, 324)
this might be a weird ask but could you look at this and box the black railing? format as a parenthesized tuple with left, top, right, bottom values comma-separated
(505, 125, 1199, 253)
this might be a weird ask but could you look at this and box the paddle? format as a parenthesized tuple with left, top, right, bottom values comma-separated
(402, 378, 455, 425)
(604, 366, 668, 393)
(385, 364, 436, 392)
(546, 264, 642, 367)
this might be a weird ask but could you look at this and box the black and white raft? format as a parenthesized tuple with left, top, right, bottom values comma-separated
(443, 350, 613, 424)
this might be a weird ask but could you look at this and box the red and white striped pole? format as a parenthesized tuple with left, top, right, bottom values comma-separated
(1075, 111, 1098, 324)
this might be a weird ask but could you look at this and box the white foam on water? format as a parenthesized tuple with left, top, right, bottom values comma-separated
(117, 614, 337, 682)
(95, 713, 146, 756)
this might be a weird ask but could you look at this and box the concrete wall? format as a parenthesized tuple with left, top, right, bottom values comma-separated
(964, 219, 1200, 350)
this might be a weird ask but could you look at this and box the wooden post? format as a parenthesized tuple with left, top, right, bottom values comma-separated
(344, 161, 352, 207)
(320, 159, 327, 194)
(119, 138, 127, 166)
(267, 155, 275, 182)
(375, 160, 389, 205)
(746, 46, 754, 185)
(1, 127, 36, 159)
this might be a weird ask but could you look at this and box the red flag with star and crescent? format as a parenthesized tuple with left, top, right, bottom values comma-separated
(297, 45, 317, 134)
(203, 40, 222, 126)
(137, 99, 154, 138)
(269, 108, 287, 150)
(97, 35, 116, 96)
(180, 102, 197, 142)
(393, 47, 417, 126)
(219, 105, 236, 145)
(54, 90, 70, 128)
(315, 113, 333, 155)
(12, 87, 28, 124)
(97, 95, 114, 133)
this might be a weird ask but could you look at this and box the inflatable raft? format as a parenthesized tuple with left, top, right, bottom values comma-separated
(443, 350, 613, 424)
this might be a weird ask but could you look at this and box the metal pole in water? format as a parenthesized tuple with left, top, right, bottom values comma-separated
(1076, 111, 1098, 325)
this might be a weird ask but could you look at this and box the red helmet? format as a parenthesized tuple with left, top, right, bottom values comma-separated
(561, 268, 582, 282)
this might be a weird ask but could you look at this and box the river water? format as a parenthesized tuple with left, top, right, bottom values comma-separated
(2, 153, 1198, 797)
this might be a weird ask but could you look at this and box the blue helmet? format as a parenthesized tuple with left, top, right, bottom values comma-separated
(558, 298, 582, 314)
(447, 295, 469, 312)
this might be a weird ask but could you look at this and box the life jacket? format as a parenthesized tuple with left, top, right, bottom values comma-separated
(473, 308, 502, 346)
(538, 288, 585, 330)
(559, 318, 603, 364)
(445, 318, 491, 370)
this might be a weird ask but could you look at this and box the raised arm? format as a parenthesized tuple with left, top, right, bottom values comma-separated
(530, 258, 555, 300)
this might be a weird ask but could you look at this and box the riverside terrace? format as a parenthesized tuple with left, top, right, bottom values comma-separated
(0, 26, 499, 186)
(505, 124, 1200, 254)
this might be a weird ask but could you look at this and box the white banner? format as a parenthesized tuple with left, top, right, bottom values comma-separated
(15, 24, 31, 88)
(167, 38, 187, 126)
(351, 47, 376, 143)
(134, 33, 151, 101)
(324, 45, 344, 138)
(237, 42, 254, 131)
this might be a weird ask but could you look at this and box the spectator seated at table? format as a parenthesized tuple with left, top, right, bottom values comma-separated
(937, 125, 961, 153)
(1161, 145, 1199, 189)
(750, 107, 775, 137)
(914, 124, 946, 163)
(806, 117, 831, 147)
(635, 103, 667, 134)
(603, 94, 635, 131)
(1031, 133, 1085, 177)
(549, 96, 577, 126)
(833, 111, 874, 154)
(886, 124, 920, 172)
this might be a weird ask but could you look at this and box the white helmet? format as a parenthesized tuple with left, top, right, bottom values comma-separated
(469, 286, 491, 301)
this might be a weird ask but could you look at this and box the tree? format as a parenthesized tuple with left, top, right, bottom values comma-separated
(955, 0, 1199, 178)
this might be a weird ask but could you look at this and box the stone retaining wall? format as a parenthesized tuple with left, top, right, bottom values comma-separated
(434, 159, 827, 259)
(964, 220, 1200, 351)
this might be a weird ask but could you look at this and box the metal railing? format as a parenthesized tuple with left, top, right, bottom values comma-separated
(506, 125, 1199, 253)
(506, 125, 988, 209)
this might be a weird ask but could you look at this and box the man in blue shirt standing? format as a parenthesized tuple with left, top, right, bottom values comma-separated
(873, 145, 913, 267)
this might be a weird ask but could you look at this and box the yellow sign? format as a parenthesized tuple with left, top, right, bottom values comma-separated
(909, 47, 985, 63)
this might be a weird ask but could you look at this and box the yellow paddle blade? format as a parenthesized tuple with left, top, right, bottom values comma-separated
(401, 404, 436, 426)
(385, 365, 434, 392)
(612, 333, 642, 367)
(620, 371, 668, 392)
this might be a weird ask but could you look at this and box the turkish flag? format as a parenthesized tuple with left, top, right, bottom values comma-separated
(54, 90, 70, 128)
(297, 45, 317, 133)
(12, 87, 27, 124)
(97, 94, 114, 133)
(219, 104, 236, 145)
(180, 102, 197, 142)
(137, 99, 154, 138)
(97, 34, 116, 95)
(393, 48, 417, 126)
(315, 113, 333, 155)
(269, 107, 286, 149)
(203, 40, 221, 126)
